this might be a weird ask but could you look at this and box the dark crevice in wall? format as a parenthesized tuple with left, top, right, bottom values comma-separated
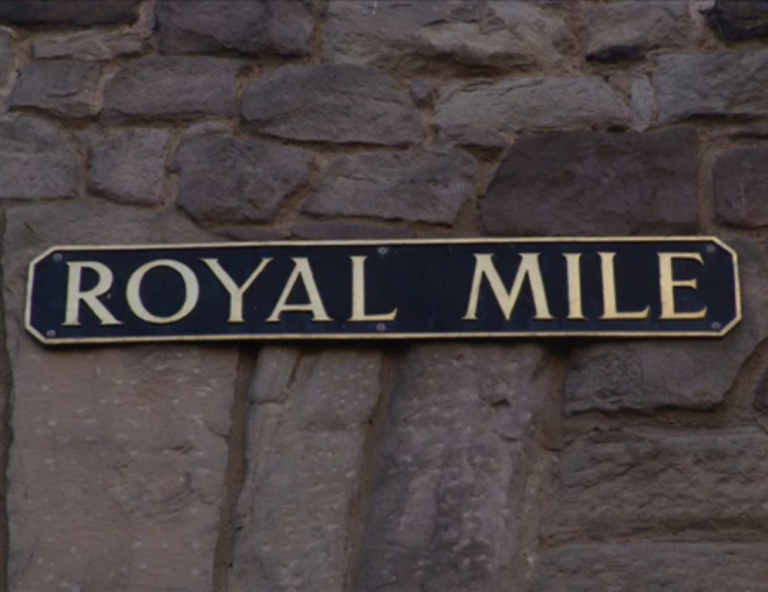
(212, 347, 259, 592)
(0, 209, 12, 592)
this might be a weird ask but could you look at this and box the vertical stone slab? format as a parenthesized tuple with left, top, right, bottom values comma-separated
(5, 202, 240, 591)
(230, 347, 383, 592)
(356, 344, 556, 592)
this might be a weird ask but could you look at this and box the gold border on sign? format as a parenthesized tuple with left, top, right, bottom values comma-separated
(25, 236, 742, 345)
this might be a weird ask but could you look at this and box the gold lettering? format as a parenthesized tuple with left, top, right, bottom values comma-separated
(658, 252, 708, 320)
(464, 253, 553, 321)
(266, 258, 332, 322)
(203, 258, 272, 323)
(349, 256, 398, 322)
(564, 253, 585, 320)
(63, 261, 122, 327)
(599, 252, 650, 320)
(126, 259, 200, 324)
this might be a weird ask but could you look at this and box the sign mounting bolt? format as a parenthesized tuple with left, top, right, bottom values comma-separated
(376, 323, 386, 332)
(706, 245, 715, 254)
(46, 330, 56, 337)
(53, 253, 63, 262)
(377, 247, 389, 256)
(711, 322, 722, 330)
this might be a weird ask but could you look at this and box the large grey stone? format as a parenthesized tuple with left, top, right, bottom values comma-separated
(434, 78, 629, 134)
(241, 65, 424, 146)
(713, 146, 768, 228)
(323, 0, 567, 71)
(157, 0, 315, 56)
(0, 116, 77, 200)
(564, 239, 766, 413)
(658, 51, 768, 123)
(357, 344, 557, 592)
(4, 201, 239, 591)
(584, 1, 690, 62)
(11, 61, 102, 118)
(482, 130, 699, 236)
(230, 347, 383, 592)
(542, 428, 768, 545)
(174, 134, 314, 225)
(303, 150, 477, 225)
(89, 129, 169, 206)
(104, 57, 242, 121)
(0, 1, 141, 26)
(530, 544, 768, 591)
(707, 0, 768, 42)
(33, 31, 144, 61)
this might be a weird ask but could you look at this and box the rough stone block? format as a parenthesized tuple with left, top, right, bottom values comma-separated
(542, 428, 768, 545)
(482, 130, 699, 236)
(0, 0, 141, 26)
(4, 201, 239, 591)
(323, 0, 567, 72)
(303, 150, 477, 225)
(713, 146, 768, 228)
(174, 134, 314, 225)
(33, 31, 144, 61)
(104, 57, 242, 121)
(707, 0, 768, 42)
(658, 51, 768, 123)
(357, 344, 557, 592)
(0, 28, 13, 88)
(564, 239, 768, 413)
(434, 78, 629, 134)
(530, 544, 768, 591)
(89, 129, 169, 206)
(230, 348, 382, 592)
(157, 0, 315, 56)
(0, 116, 77, 200)
(11, 61, 102, 118)
(241, 64, 424, 146)
(585, 1, 690, 62)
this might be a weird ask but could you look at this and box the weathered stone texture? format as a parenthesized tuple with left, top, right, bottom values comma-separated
(157, 0, 315, 56)
(174, 134, 314, 225)
(0, 0, 141, 26)
(0, 28, 13, 88)
(89, 129, 169, 206)
(0, 116, 77, 200)
(585, 1, 690, 62)
(483, 130, 698, 236)
(230, 347, 382, 592)
(104, 57, 242, 120)
(323, 0, 567, 71)
(11, 61, 102, 118)
(5, 202, 239, 591)
(530, 544, 768, 591)
(707, 0, 768, 42)
(564, 239, 767, 413)
(542, 428, 768, 545)
(434, 78, 629, 134)
(33, 31, 144, 61)
(241, 65, 424, 146)
(631, 74, 654, 131)
(292, 222, 417, 240)
(357, 344, 556, 592)
(713, 146, 768, 228)
(658, 51, 768, 123)
(303, 150, 477, 225)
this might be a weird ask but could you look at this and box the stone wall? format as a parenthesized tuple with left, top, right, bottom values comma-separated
(0, 0, 767, 590)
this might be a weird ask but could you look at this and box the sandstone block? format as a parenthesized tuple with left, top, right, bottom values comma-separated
(104, 57, 242, 121)
(530, 544, 768, 591)
(542, 428, 768, 544)
(11, 61, 101, 118)
(323, 0, 566, 72)
(585, 1, 690, 62)
(4, 201, 238, 591)
(241, 65, 424, 146)
(0, 0, 141, 26)
(174, 134, 314, 225)
(157, 0, 315, 56)
(713, 146, 768, 228)
(33, 31, 144, 61)
(303, 150, 477, 225)
(89, 129, 169, 206)
(482, 130, 698, 236)
(0, 116, 77, 200)
(707, 0, 768, 42)
(658, 51, 768, 123)
(434, 78, 629, 134)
